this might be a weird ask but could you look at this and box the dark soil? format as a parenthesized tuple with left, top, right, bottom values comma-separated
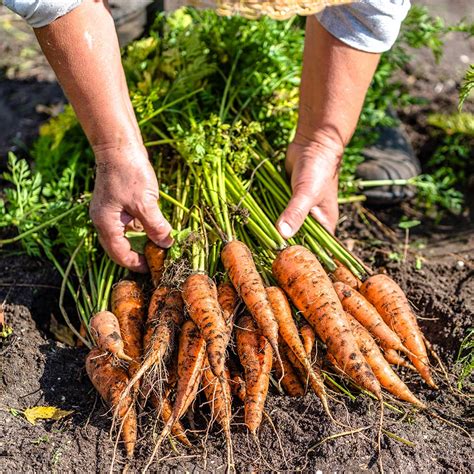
(0, 3, 473, 473)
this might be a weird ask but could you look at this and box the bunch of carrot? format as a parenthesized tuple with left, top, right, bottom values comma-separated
(84, 232, 436, 465)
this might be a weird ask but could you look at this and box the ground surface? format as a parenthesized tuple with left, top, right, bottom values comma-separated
(0, 3, 473, 473)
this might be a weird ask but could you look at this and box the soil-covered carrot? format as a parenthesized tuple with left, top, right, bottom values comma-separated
(90, 310, 132, 362)
(266, 286, 329, 411)
(235, 314, 273, 434)
(149, 389, 192, 447)
(273, 245, 381, 399)
(221, 240, 280, 362)
(384, 348, 417, 373)
(228, 359, 247, 402)
(360, 274, 436, 388)
(347, 314, 426, 408)
(331, 259, 362, 289)
(125, 287, 183, 396)
(300, 324, 316, 357)
(333, 281, 408, 355)
(217, 281, 239, 335)
(85, 348, 137, 458)
(182, 273, 229, 378)
(144, 240, 167, 288)
(274, 343, 305, 397)
(111, 280, 145, 381)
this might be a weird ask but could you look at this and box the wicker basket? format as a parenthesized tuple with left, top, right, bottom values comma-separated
(184, 0, 354, 20)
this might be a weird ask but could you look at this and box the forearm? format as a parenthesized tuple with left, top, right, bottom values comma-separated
(296, 16, 380, 154)
(34, 0, 141, 150)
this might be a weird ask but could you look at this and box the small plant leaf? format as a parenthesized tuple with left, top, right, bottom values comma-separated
(23, 406, 73, 425)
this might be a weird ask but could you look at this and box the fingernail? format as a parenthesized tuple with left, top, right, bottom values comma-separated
(159, 235, 174, 249)
(278, 221, 293, 239)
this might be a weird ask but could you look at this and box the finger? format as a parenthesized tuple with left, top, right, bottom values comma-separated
(98, 231, 148, 273)
(310, 206, 337, 235)
(276, 192, 314, 239)
(125, 218, 144, 233)
(135, 202, 173, 248)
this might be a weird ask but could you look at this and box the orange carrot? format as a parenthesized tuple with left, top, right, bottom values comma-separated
(235, 314, 273, 434)
(221, 240, 281, 362)
(90, 311, 132, 362)
(331, 259, 362, 289)
(149, 389, 192, 447)
(227, 360, 247, 402)
(347, 313, 426, 408)
(300, 324, 316, 358)
(85, 348, 137, 458)
(144, 240, 167, 288)
(217, 281, 239, 335)
(273, 245, 381, 399)
(333, 281, 409, 355)
(384, 349, 417, 373)
(124, 287, 183, 398)
(360, 274, 436, 388)
(182, 273, 229, 378)
(111, 280, 145, 382)
(202, 357, 234, 466)
(266, 286, 329, 412)
(274, 343, 305, 397)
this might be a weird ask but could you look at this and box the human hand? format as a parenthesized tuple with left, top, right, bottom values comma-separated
(276, 134, 342, 238)
(89, 143, 173, 272)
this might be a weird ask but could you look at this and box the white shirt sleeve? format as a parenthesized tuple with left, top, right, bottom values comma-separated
(316, 0, 412, 53)
(3, 0, 83, 28)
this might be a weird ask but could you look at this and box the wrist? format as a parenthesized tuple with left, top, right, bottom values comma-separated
(291, 129, 344, 162)
(93, 141, 148, 165)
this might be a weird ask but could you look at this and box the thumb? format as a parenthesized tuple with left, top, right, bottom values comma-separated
(276, 192, 314, 239)
(135, 202, 173, 248)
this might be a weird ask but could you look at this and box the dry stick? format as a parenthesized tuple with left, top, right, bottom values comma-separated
(59, 237, 91, 349)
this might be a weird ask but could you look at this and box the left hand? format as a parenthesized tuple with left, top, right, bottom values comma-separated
(276, 134, 342, 238)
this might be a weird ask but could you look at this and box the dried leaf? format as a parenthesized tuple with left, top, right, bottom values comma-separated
(49, 313, 75, 346)
(23, 406, 73, 425)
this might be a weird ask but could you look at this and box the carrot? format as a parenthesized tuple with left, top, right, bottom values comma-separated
(331, 259, 362, 289)
(333, 281, 409, 355)
(384, 348, 417, 373)
(274, 343, 305, 397)
(144, 240, 167, 288)
(300, 324, 316, 358)
(111, 280, 145, 382)
(227, 359, 247, 402)
(360, 274, 437, 388)
(124, 287, 183, 399)
(149, 389, 192, 447)
(266, 286, 329, 412)
(221, 240, 281, 363)
(217, 281, 239, 335)
(272, 245, 381, 399)
(89, 311, 132, 362)
(347, 313, 426, 408)
(85, 348, 137, 458)
(235, 313, 273, 434)
(202, 357, 234, 467)
(144, 320, 206, 470)
(182, 273, 229, 378)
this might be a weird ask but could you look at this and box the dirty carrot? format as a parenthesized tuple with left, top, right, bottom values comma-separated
(144, 240, 167, 288)
(217, 281, 239, 335)
(273, 245, 381, 398)
(85, 348, 137, 458)
(331, 259, 362, 289)
(182, 273, 229, 378)
(300, 324, 316, 358)
(347, 314, 426, 408)
(111, 280, 145, 382)
(274, 342, 305, 397)
(266, 286, 329, 412)
(333, 281, 409, 355)
(236, 313, 273, 434)
(89, 310, 132, 362)
(384, 348, 417, 373)
(360, 274, 437, 388)
(221, 240, 281, 364)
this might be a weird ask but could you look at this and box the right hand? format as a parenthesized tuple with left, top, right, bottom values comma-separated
(89, 143, 173, 273)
